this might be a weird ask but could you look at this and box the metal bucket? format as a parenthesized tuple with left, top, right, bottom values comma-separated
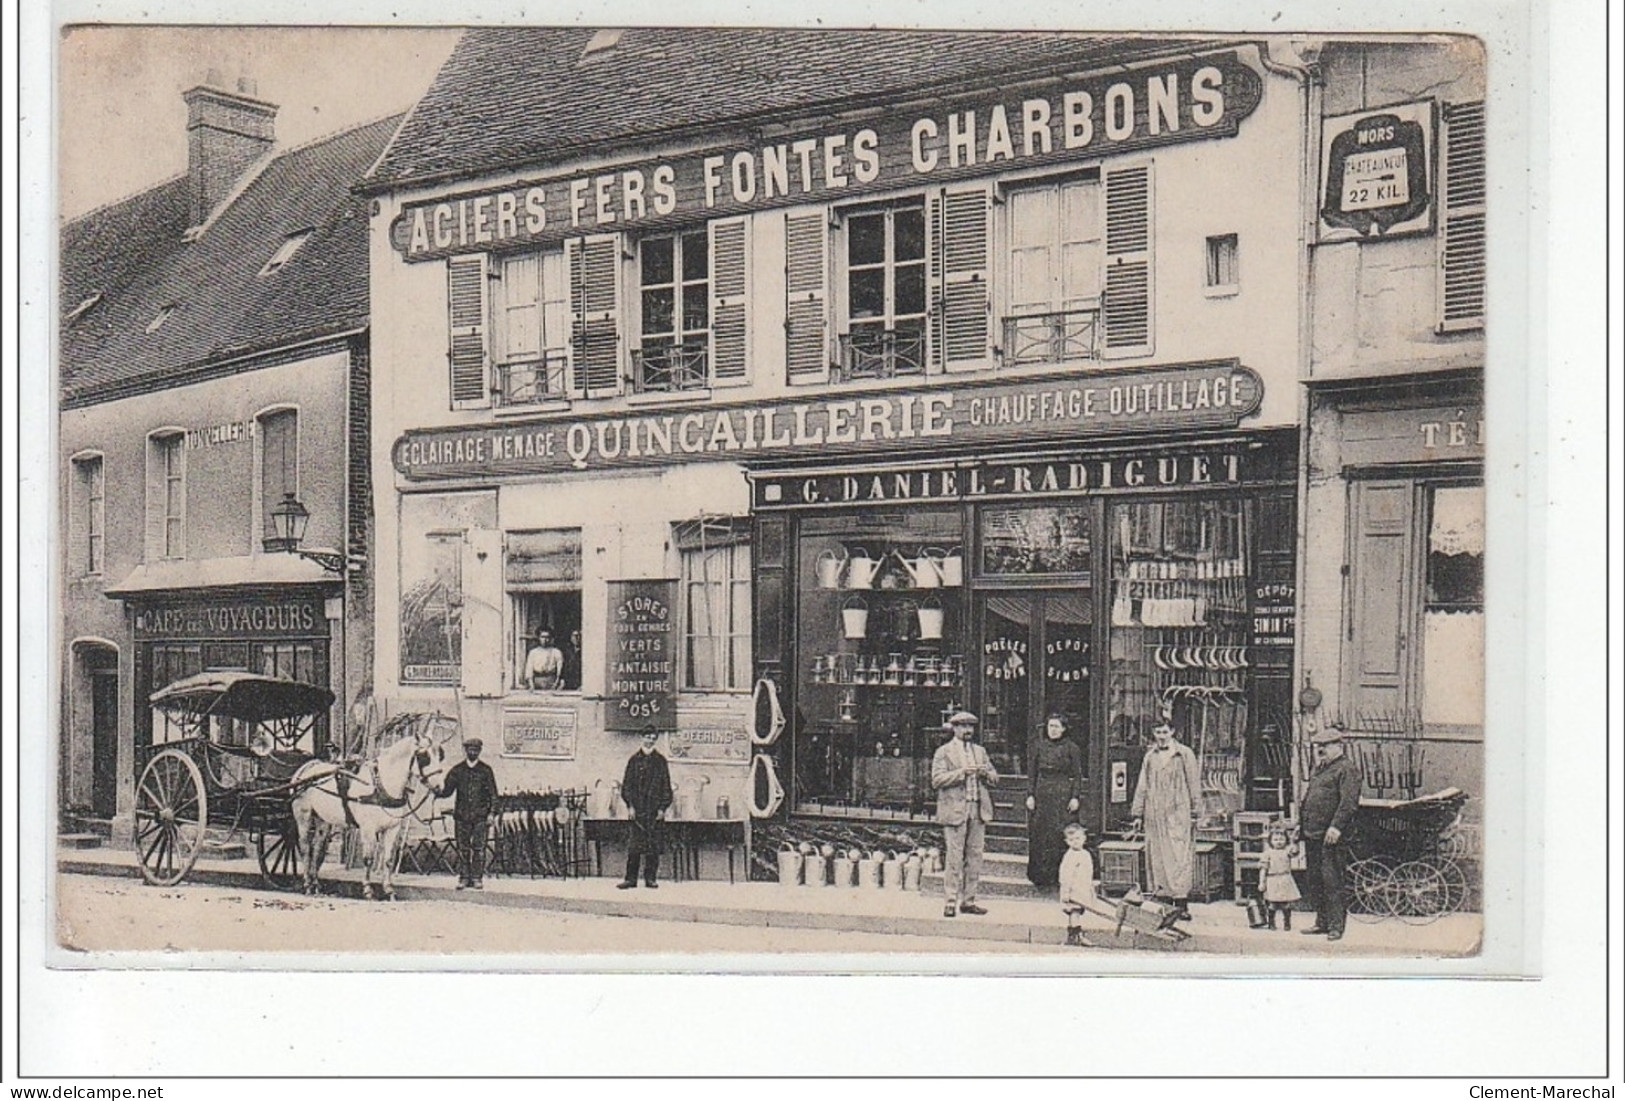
(858, 856, 882, 889)
(777, 843, 802, 886)
(802, 852, 827, 887)
(1246, 898, 1269, 928)
(917, 596, 944, 641)
(842, 596, 869, 640)
(834, 852, 860, 887)
(901, 854, 921, 891)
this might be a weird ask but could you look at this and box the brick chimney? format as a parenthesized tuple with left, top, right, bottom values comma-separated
(181, 74, 277, 227)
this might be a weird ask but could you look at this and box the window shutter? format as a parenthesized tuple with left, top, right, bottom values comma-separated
(1437, 101, 1486, 332)
(709, 217, 751, 387)
(1102, 160, 1154, 358)
(1343, 480, 1416, 729)
(930, 186, 992, 371)
(784, 211, 829, 381)
(460, 528, 504, 698)
(567, 234, 623, 398)
(144, 438, 166, 561)
(446, 255, 490, 408)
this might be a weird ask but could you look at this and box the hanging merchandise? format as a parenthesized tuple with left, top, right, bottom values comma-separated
(816, 547, 848, 589)
(917, 594, 945, 640)
(845, 547, 878, 589)
(751, 676, 787, 745)
(749, 752, 786, 818)
(842, 595, 870, 639)
(938, 546, 964, 587)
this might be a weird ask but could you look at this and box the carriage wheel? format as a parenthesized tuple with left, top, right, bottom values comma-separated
(134, 749, 208, 886)
(256, 815, 302, 890)
(1348, 856, 1394, 922)
(1386, 860, 1450, 924)
(1430, 855, 1470, 916)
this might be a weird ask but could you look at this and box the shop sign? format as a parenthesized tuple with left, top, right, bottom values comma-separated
(1251, 581, 1296, 647)
(1339, 402, 1483, 467)
(605, 580, 678, 732)
(184, 419, 256, 450)
(755, 447, 1254, 509)
(501, 706, 577, 759)
(134, 597, 328, 641)
(667, 718, 751, 763)
(394, 360, 1263, 481)
(391, 53, 1262, 262)
(1319, 101, 1434, 239)
(984, 637, 1028, 680)
(1045, 637, 1090, 682)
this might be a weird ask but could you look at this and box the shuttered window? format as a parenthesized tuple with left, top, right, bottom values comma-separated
(929, 186, 993, 371)
(839, 200, 928, 380)
(1437, 101, 1486, 332)
(1003, 175, 1102, 366)
(71, 454, 104, 577)
(567, 234, 623, 397)
(493, 250, 569, 405)
(446, 254, 490, 408)
(784, 211, 830, 381)
(709, 217, 750, 386)
(145, 432, 185, 561)
(1102, 160, 1155, 358)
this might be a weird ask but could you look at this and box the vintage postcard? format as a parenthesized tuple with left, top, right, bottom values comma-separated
(49, 21, 1514, 976)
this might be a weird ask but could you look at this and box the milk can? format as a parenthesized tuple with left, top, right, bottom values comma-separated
(878, 850, 899, 889)
(835, 849, 860, 887)
(777, 841, 803, 886)
(901, 851, 923, 891)
(858, 851, 883, 889)
(802, 843, 827, 887)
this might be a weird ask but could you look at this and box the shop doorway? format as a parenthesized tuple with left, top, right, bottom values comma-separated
(977, 591, 1094, 781)
(90, 669, 119, 818)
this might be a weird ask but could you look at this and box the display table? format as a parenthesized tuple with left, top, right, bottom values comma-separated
(583, 818, 747, 884)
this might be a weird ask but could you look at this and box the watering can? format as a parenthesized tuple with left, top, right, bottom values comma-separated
(922, 846, 943, 874)
(845, 548, 878, 589)
(777, 842, 803, 886)
(877, 850, 901, 889)
(858, 852, 883, 888)
(938, 547, 964, 587)
(901, 852, 923, 891)
(841, 596, 869, 640)
(815, 547, 847, 589)
(898, 549, 942, 589)
(803, 844, 828, 887)
(835, 849, 860, 887)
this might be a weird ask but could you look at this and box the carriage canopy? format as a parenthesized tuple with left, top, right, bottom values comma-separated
(148, 671, 335, 723)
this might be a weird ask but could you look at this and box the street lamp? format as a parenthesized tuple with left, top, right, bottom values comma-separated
(264, 492, 310, 553)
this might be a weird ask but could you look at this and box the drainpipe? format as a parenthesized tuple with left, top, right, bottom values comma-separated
(1259, 36, 1323, 809)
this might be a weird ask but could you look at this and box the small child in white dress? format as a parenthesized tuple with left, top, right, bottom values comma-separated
(1257, 826, 1303, 930)
(1058, 822, 1117, 946)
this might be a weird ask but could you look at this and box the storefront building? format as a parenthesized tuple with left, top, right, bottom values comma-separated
(364, 29, 1311, 873)
(58, 82, 391, 841)
(1300, 41, 1487, 815)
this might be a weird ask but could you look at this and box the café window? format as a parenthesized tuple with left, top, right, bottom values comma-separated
(837, 200, 928, 381)
(493, 249, 569, 405)
(675, 517, 752, 691)
(71, 453, 105, 577)
(1344, 480, 1484, 735)
(258, 408, 298, 543)
(793, 508, 965, 817)
(507, 529, 583, 692)
(145, 431, 185, 560)
(1003, 174, 1103, 366)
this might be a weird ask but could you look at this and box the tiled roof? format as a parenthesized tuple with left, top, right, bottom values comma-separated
(366, 28, 1226, 189)
(60, 114, 404, 406)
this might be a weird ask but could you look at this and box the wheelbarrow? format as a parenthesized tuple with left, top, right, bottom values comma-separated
(1113, 896, 1192, 945)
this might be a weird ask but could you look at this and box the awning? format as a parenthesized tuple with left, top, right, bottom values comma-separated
(105, 553, 339, 597)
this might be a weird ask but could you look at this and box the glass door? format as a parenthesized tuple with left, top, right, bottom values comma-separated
(977, 590, 1095, 779)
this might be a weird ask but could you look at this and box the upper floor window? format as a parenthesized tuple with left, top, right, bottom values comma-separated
(258, 229, 314, 277)
(1438, 102, 1485, 332)
(837, 201, 927, 381)
(71, 453, 105, 576)
(258, 408, 299, 545)
(1004, 175, 1103, 365)
(146, 432, 185, 560)
(637, 229, 710, 392)
(493, 250, 569, 405)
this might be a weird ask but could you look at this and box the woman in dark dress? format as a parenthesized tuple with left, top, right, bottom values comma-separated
(1025, 715, 1085, 887)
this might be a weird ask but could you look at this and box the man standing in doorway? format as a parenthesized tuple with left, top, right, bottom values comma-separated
(619, 731, 673, 889)
(437, 736, 499, 890)
(932, 711, 998, 917)
(1299, 726, 1363, 941)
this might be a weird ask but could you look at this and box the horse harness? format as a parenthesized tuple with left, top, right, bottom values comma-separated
(319, 749, 436, 828)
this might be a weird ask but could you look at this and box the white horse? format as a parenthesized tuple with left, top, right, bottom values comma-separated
(289, 723, 453, 900)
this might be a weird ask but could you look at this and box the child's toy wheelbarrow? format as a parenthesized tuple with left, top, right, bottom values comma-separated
(1113, 897, 1192, 944)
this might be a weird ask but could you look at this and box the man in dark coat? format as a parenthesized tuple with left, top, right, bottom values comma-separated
(437, 736, 500, 889)
(1298, 727, 1364, 940)
(619, 731, 673, 888)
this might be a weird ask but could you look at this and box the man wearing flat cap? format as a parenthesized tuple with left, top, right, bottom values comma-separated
(436, 736, 499, 889)
(932, 711, 998, 917)
(1298, 727, 1363, 941)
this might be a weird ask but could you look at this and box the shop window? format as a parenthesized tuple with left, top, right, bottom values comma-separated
(793, 508, 965, 817)
(71, 453, 105, 577)
(258, 408, 298, 544)
(493, 249, 569, 406)
(836, 200, 928, 381)
(675, 518, 752, 691)
(1003, 175, 1103, 365)
(145, 431, 185, 560)
(507, 529, 583, 692)
(1437, 101, 1486, 332)
(1344, 480, 1484, 735)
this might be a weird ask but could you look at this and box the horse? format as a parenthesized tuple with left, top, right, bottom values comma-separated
(288, 720, 454, 900)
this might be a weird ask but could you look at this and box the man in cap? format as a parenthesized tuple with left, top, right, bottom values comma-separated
(931, 711, 998, 917)
(436, 736, 499, 889)
(1298, 726, 1363, 941)
(619, 730, 674, 889)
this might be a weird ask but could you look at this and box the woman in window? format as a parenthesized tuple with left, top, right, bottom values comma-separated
(1024, 714, 1084, 888)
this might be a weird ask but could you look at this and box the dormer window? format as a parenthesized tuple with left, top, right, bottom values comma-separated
(145, 304, 178, 334)
(65, 292, 102, 323)
(581, 29, 624, 59)
(259, 229, 314, 276)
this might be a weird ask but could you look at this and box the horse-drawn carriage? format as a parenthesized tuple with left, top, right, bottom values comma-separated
(134, 672, 455, 897)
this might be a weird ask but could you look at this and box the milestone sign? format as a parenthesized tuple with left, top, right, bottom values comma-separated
(1319, 100, 1434, 238)
(605, 580, 679, 733)
(390, 52, 1262, 261)
(393, 360, 1264, 481)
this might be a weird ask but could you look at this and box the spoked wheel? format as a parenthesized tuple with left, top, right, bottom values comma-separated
(1430, 855, 1470, 916)
(134, 749, 208, 886)
(1386, 860, 1451, 924)
(256, 814, 302, 890)
(1348, 856, 1395, 922)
